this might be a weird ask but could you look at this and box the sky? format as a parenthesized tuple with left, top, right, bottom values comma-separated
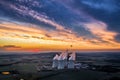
(0, 0, 120, 52)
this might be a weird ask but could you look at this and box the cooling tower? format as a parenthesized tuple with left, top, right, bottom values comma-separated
(57, 52, 67, 69)
(57, 54, 64, 69)
(62, 52, 68, 68)
(52, 51, 75, 69)
(68, 52, 76, 69)
(52, 54, 59, 68)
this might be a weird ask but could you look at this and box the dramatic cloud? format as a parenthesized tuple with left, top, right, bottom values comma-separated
(83, 21, 117, 41)
(0, 0, 120, 52)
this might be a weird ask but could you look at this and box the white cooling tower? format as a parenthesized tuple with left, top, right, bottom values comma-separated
(57, 54, 64, 69)
(53, 51, 75, 69)
(68, 52, 76, 69)
(57, 52, 67, 69)
(52, 54, 59, 68)
(62, 52, 68, 68)
(70, 52, 76, 60)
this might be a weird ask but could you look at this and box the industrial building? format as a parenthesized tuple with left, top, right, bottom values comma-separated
(52, 52, 76, 69)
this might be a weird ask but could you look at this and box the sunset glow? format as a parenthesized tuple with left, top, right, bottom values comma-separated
(0, 0, 120, 52)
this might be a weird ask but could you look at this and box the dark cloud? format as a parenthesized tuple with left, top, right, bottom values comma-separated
(72, 25, 96, 39)
(0, 0, 120, 42)
(45, 34, 51, 38)
(31, 36, 41, 39)
(2, 45, 21, 48)
(67, 0, 120, 34)
(0, 0, 56, 30)
(0, 45, 21, 51)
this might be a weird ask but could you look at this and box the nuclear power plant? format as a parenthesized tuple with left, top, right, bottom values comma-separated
(52, 52, 76, 69)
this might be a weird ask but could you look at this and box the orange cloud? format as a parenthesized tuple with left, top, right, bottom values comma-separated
(84, 21, 119, 44)
(0, 21, 120, 52)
